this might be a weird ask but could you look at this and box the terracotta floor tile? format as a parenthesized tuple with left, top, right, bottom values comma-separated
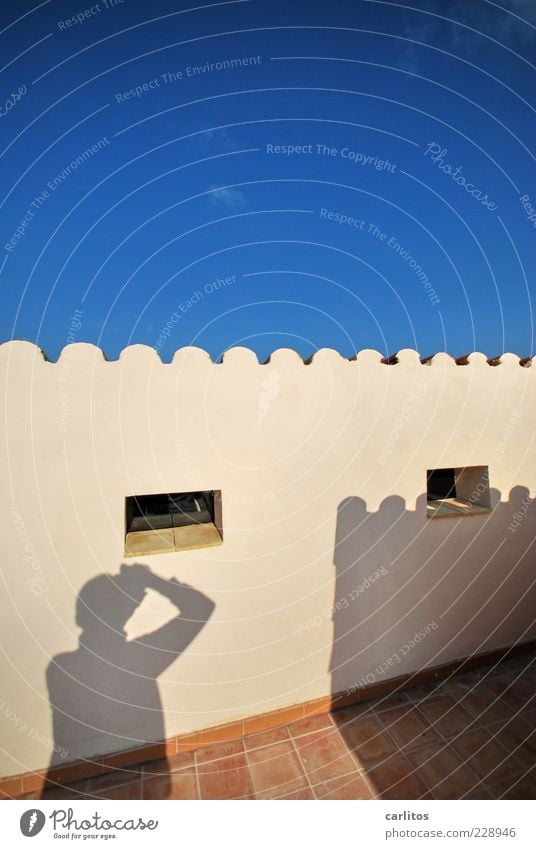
(501, 714, 535, 744)
(459, 686, 516, 725)
(277, 787, 315, 799)
(365, 755, 430, 800)
(246, 741, 308, 799)
(141, 758, 168, 777)
(372, 691, 412, 712)
(483, 675, 517, 698)
(512, 658, 535, 672)
(416, 695, 475, 738)
(379, 705, 441, 752)
(195, 739, 245, 765)
(166, 750, 196, 771)
(501, 685, 536, 713)
(438, 679, 470, 702)
(487, 771, 536, 800)
(487, 720, 536, 771)
(198, 752, 253, 800)
(143, 769, 198, 800)
(333, 712, 398, 767)
(463, 783, 494, 799)
(313, 772, 374, 800)
(450, 729, 520, 782)
(521, 707, 536, 724)
(483, 673, 510, 689)
(520, 666, 536, 688)
(287, 713, 334, 737)
(501, 656, 533, 674)
(480, 673, 535, 710)
(144, 751, 194, 775)
(407, 745, 480, 799)
(498, 671, 527, 689)
(456, 669, 484, 684)
(478, 662, 504, 677)
(141, 775, 171, 800)
(499, 781, 536, 800)
(405, 683, 444, 703)
(243, 727, 290, 751)
(7, 650, 536, 801)
(293, 727, 357, 783)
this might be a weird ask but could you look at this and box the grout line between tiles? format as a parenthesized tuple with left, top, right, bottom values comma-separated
(194, 763, 202, 801)
(290, 723, 369, 789)
(402, 701, 499, 799)
(242, 750, 260, 800)
(484, 707, 536, 773)
(13, 657, 536, 800)
(306, 768, 368, 800)
(288, 729, 317, 798)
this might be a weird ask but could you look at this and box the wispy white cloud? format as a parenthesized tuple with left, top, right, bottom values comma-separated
(194, 127, 240, 155)
(209, 185, 247, 209)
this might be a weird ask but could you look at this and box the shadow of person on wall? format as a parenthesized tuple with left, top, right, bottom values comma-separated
(43, 563, 215, 799)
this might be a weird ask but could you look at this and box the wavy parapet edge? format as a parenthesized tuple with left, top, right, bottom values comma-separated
(0, 341, 532, 367)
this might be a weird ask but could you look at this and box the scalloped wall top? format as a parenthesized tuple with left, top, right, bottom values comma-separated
(0, 340, 532, 366)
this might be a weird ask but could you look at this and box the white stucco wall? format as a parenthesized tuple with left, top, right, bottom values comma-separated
(1, 341, 535, 776)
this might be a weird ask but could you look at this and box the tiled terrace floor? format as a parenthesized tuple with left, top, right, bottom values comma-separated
(23, 652, 536, 800)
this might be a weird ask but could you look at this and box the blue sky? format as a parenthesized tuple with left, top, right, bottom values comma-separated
(0, 0, 535, 361)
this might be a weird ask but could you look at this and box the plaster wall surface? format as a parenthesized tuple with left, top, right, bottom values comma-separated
(0, 342, 535, 776)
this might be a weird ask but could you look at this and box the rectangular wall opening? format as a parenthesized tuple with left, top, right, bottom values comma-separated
(426, 466, 491, 518)
(125, 490, 223, 555)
